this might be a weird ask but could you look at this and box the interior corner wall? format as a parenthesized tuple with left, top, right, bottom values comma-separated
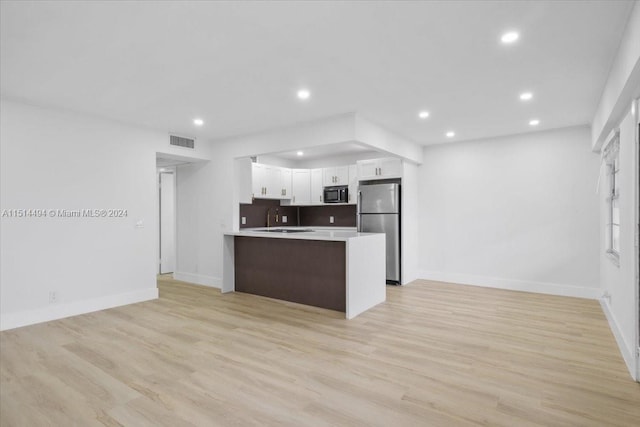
(599, 103, 639, 380)
(0, 99, 211, 330)
(401, 161, 420, 284)
(418, 126, 601, 299)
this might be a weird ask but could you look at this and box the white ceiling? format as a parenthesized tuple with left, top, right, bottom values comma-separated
(0, 1, 633, 146)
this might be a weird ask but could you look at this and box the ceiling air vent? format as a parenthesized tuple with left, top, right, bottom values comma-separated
(169, 135, 195, 149)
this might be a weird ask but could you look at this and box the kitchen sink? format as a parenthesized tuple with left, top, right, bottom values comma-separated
(254, 228, 314, 233)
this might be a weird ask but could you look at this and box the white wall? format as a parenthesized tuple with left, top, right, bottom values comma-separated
(173, 160, 220, 287)
(292, 150, 381, 169)
(591, 2, 640, 149)
(0, 99, 211, 330)
(418, 126, 601, 298)
(355, 116, 423, 164)
(599, 103, 639, 380)
(401, 161, 420, 284)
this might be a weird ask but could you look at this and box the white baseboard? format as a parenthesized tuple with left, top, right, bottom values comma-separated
(0, 287, 158, 332)
(172, 271, 221, 289)
(417, 270, 601, 299)
(599, 299, 638, 381)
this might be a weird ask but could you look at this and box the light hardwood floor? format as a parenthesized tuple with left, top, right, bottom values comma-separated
(1, 276, 639, 426)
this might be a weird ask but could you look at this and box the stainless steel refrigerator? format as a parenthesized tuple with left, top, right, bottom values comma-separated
(357, 183, 401, 284)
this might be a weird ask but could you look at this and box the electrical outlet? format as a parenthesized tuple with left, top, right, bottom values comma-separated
(282, 215, 287, 223)
(241, 216, 246, 225)
(329, 216, 335, 224)
(49, 291, 58, 304)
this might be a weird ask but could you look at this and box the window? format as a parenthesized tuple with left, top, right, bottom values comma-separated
(604, 133, 620, 264)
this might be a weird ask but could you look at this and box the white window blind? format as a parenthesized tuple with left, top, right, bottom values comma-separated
(603, 131, 620, 264)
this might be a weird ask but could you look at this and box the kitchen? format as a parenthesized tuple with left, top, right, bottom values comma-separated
(223, 153, 405, 318)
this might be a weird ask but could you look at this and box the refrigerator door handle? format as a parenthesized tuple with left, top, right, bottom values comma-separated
(357, 190, 362, 231)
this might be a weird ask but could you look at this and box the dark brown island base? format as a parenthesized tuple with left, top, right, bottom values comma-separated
(234, 236, 346, 311)
(223, 228, 386, 319)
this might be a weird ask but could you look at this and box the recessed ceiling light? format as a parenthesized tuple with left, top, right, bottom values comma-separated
(446, 131, 455, 138)
(519, 92, 533, 101)
(418, 111, 430, 119)
(297, 89, 311, 100)
(529, 119, 540, 126)
(193, 118, 204, 126)
(296, 151, 304, 156)
(501, 31, 519, 44)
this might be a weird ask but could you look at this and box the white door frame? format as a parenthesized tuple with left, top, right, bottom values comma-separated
(634, 98, 640, 382)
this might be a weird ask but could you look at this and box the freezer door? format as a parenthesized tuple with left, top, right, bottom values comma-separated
(358, 183, 400, 214)
(360, 213, 400, 282)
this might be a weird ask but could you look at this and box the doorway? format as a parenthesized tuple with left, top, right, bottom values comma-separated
(158, 168, 176, 274)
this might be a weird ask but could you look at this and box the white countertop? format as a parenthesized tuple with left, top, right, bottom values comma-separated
(226, 227, 381, 242)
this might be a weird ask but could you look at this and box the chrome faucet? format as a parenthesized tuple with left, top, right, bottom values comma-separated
(266, 208, 271, 228)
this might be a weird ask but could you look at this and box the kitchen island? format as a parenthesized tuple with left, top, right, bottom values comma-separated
(222, 228, 385, 319)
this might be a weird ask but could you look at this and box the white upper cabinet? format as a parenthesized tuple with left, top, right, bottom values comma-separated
(323, 166, 349, 186)
(357, 160, 378, 180)
(348, 164, 358, 205)
(290, 169, 311, 205)
(251, 163, 291, 199)
(280, 168, 292, 198)
(251, 163, 267, 198)
(357, 157, 403, 180)
(243, 161, 359, 204)
(311, 168, 324, 204)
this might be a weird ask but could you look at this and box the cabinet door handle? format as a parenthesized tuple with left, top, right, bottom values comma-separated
(320, 195, 322, 202)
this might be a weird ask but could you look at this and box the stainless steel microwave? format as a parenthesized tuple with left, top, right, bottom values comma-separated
(323, 185, 348, 203)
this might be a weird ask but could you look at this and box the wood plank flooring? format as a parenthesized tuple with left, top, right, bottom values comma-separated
(1, 276, 639, 426)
